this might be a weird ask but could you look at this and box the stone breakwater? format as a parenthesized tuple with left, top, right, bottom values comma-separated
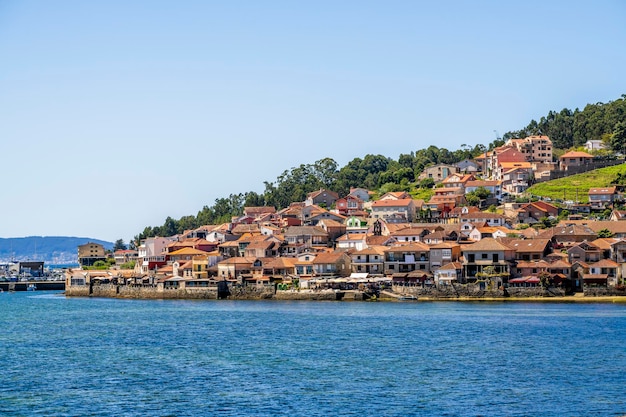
(66, 284, 342, 301)
(62, 283, 625, 301)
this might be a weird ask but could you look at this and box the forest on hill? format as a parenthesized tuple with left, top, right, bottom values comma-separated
(133, 95, 626, 246)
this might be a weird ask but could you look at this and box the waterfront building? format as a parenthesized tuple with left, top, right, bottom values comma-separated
(77, 242, 106, 267)
(350, 246, 385, 275)
(311, 251, 351, 277)
(383, 243, 431, 276)
(461, 238, 515, 283)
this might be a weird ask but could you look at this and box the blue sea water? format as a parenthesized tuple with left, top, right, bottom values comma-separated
(1, 292, 625, 417)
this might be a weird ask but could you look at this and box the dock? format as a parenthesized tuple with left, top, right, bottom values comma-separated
(0, 281, 65, 292)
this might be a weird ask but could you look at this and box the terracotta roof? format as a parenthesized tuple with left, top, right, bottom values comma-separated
(560, 151, 593, 159)
(231, 224, 261, 235)
(460, 212, 506, 219)
(392, 227, 429, 236)
(352, 246, 385, 256)
(336, 233, 367, 242)
(588, 187, 616, 195)
(558, 221, 626, 235)
(284, 226, 328, 236)
(538, 224, 598, 238)
(462, 238, 512, 252)
(582, 274, 608, 280)
(434, 187, 463, 194)
(366, 235, 396, 246)
(245, 240, 275, 251)
(499, 162, 533, 169)
(516, 260, 551, 268)
(589, 259, 619, 268)
(505, 238, 551, 253)
(466, 180, 501, 187)
(244, 206, 276, 215)
(384, 243, 430, 252)
(371, 198, 414, 207)
(318, 219, 344, 227)
(307, 189, 339, 199)
(548, 259, 571, 268)
(380, 191, 410, 199)
(168, 247, 210, 256)
(263, 257, 296, 269)
(429, 242, 460, 249)
(591, 238, 619, 250)
(438, 262, 462, 270)
(218, 256, 256, 265)
(312, 251, 347, 264)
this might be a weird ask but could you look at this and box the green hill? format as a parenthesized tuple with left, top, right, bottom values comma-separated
(526, 164, 626, 203)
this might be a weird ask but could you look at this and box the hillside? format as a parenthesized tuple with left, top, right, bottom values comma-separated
(525, 165, 626, 203)
(134, 94, 626, 241)
(0, 236, 114, 264)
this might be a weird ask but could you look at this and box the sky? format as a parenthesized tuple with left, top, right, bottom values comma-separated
(1, 1, 625, 243)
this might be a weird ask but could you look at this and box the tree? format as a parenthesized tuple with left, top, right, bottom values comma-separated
(610, 121, 626, 153)
(465, 186, 491, 207)
(243, 191, 265, 208)
(92, 260, 108, 270)
(476, 265, 508, 289)
(113, 239, 127, 251)
(465, 193, 480, 207)
(597, 228, 614, 238)
(472, 186, 491, 200)
(539, 216, 558, 229)
(419, 177, 435, 189)
(538, 271, 553, 289)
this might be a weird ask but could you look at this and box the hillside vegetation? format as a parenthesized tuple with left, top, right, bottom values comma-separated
(526, 165, 626, 203)
(135, 94, 626, 243)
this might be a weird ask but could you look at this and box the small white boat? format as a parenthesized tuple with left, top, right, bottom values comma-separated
(27, 284, 37, 291)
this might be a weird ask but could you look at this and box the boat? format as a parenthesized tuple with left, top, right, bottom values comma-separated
(397, 295, 418, 301)
(27, 284, 37, 291)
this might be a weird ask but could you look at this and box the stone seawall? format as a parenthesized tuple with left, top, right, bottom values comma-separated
(584, 287, 626, 297)
(64, 284, 621, 301)
(391, 284, 566, 299)
(65, 284, 274, 300)
(274, 289, 338, 301)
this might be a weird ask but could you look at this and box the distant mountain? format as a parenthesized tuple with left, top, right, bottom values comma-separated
(0, 236, 114, 264)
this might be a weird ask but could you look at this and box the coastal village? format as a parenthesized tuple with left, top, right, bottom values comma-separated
(66, 135, 626, 300)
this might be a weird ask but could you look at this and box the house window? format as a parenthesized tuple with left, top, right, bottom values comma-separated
(442, 249, 451, 258)
(481, 253, 488, 259)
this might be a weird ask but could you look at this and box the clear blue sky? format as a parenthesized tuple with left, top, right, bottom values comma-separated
(1, 1, 625, 243)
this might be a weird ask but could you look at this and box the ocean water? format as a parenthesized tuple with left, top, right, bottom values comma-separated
(1, 292, 625, 417)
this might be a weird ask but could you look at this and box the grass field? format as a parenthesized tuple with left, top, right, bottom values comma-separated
(526, 164, 626, 202)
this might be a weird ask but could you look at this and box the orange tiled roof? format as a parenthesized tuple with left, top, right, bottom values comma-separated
(560, 151, 593, 159)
